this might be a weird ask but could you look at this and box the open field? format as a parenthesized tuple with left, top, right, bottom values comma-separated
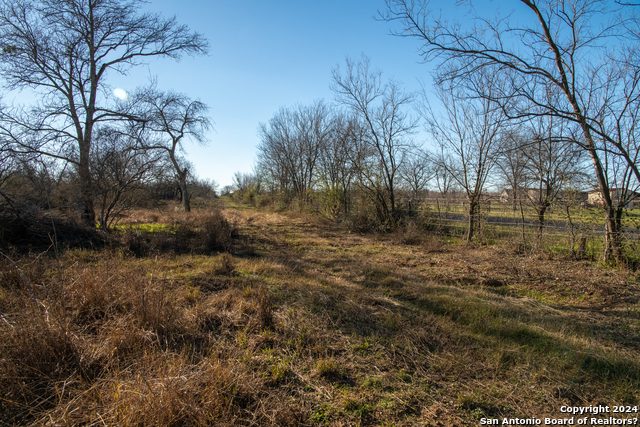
(414, 200, 640, 237)
(1, 203, 640, 426)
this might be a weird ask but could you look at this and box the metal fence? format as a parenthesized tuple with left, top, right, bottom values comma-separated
(405, 198, 640, 251)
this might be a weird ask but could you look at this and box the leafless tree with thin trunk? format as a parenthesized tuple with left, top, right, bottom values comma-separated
(0, 140, 20, 218)
(432, 153, 454, 198)
(398, 148, 433, 203)
(421, 69, 507, 242)
(520, 115, 586, 240)
(91, 127, 164, 229)
(422, 68, 506, 242)
(135, 89, 212, 213)
(331, 54, 417, 228)
(316, 113, 359, 220)
(257, 100, 331, 206)
(496, 130, 531, 214)
(232, 172, 259, 196)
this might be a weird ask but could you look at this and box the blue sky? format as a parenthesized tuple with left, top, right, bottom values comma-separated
(110, 0, 440, 187)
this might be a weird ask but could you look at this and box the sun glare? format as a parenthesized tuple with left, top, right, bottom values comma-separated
(113, 88, 129, 101)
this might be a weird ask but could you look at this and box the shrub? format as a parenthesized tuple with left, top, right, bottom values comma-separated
(199, 209, 238, 252)
(257, 284, 274, 330)
(212, 252, 236, 276)
(398, 219, 423, 245)
(345, 198, 381, 232)
(122, 228, 148, 257)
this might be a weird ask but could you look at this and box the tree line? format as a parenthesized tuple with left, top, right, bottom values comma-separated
(249, 0, 640, 265)
(247, 57, 593, 238)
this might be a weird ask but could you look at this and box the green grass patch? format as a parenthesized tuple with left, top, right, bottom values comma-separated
(114, 223, 176, 233)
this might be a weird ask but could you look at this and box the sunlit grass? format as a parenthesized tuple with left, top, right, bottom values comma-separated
(115, 222, 175, 233)
(1, 204, 638, 425)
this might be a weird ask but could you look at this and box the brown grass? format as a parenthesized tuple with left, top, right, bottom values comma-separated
(1, 202, 639, 425)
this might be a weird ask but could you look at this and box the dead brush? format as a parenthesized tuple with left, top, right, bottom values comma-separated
(421, 233, 444, 252)
(62, 259, 149, 326)
(211, 252, 237, 276)
(0, 252, 42, 304)
(397, 219, 423, 245)
(0, 308, 83, 425)
(136, 286, 176, 332)
(197, 208, 238, 252)
(257, 284, 274, 330)
(121, 227, 148, 257)
(0, 241, 273, 425)
(44, 350, 264, 426)
(4, 204, 640, 425)
(95, 315, 155, 362)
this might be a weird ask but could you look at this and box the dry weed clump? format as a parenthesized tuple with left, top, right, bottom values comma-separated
(53, 352, 263, 426)
(0, 314, 82, 423)
(197, 208, 239, 252)
(392, 212, 443, 249)
(210, 252, 236, 276)
(115, 206, 241, 256)
(396, 218, 423, 245)
(121, 227, 148, 257)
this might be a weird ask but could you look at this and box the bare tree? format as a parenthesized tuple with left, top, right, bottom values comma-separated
(331, 54, 417, 227)
(220, 185, 234, 197)
(601, 134, 640, 237)
(232, 171, 257, 195)
(231, 171, 260, 203)
(398, 148, 433, 203)
(496, 130, 531, 214)
(382, 0, 640, 262)
(136, 89, 212, 212)
(0, 140, 20, 217)
(0, 0, 207, 224)
(316, 113, 359, 219)
(422, 70, 507, 242)
(91, 127, 163, 229)
(257, 100, 331, 206)
(432, 153, 454, 198)
(521, 116, 586, 239)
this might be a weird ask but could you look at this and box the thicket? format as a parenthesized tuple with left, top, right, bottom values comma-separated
(0, 164, 220, 252)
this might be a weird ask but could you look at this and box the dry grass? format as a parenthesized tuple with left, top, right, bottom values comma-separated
(116, 206, 241, 257)
(1, 202, 639, 426)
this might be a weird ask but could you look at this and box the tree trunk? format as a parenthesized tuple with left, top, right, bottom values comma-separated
(78, 147, 95, 226)
(560, 81, 623, 264)
(467, 197, 479, 242)
(603, 206, 623, 263)
(603, 213, 622, 263)
(179, 169, 190, 212)
(536, 204, 548, 249)
(583, 151, 623, 264)
(536, 204, 547, 235)
(170, 150, 190, 213)
(342, 186, 349, 217)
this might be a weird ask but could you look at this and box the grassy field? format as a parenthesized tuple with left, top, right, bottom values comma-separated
(1, 202, 639, 426)
(420, 200, 640, 229)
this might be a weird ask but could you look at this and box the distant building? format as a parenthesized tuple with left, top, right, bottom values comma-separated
(588, 188, 640, 209)
(501, 188, 550, 203)
(500, 188, 587, 204)
(557, 190, 589, 203)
